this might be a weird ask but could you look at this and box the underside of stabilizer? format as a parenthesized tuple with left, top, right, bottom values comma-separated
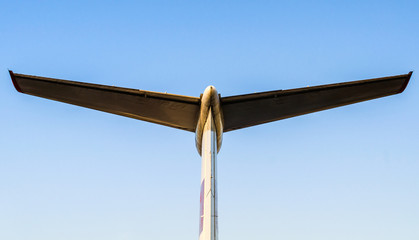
(221, 72, 412, 131)
(9, 71, 201, 131)
(10, 70, 412, 155)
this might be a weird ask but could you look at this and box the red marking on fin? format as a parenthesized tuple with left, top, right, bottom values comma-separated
(199, 179, 204, 234)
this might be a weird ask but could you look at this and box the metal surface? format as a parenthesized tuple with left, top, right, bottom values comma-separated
(221, 72, 412, 131)
(195, 86, 223, 155)
(10, 70, 412, 134)
(9, 71, 200, 131)
(199, 109, 218, 240)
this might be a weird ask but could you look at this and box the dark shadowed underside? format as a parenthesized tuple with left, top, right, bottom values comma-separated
(10, 71, 412, 133)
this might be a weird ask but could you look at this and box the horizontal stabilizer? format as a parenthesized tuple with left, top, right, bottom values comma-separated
(221, 72, 412, 132)
(10, 71, 200, 131)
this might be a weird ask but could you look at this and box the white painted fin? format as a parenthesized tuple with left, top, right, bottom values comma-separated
(199, 109, 218, 240)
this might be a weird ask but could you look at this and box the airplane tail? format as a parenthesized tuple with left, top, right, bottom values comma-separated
(10, 70, 412, 240)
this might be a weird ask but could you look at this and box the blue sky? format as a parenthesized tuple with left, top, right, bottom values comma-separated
(1, 1, 418, 239)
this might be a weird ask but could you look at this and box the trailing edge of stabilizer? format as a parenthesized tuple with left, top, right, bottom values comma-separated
(195, 86, 224, 156)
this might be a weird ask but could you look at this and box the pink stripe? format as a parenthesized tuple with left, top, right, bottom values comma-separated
(199, 179, 204, 234)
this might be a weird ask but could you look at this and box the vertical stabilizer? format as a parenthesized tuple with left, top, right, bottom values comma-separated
(199, 108, 218, 240)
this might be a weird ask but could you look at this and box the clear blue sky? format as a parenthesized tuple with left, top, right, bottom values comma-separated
(1, 1, 418, 239)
